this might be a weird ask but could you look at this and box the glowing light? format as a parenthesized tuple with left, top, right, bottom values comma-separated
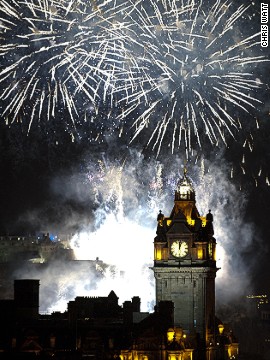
(218, 324, 225, 335)
(70, 213, 155, 311)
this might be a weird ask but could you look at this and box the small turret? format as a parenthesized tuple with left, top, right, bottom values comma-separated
(205, 209, 214, 235)
(155, 210, 166, 242)
(157, 210, 164, 224)
(175, 168, 195, 201)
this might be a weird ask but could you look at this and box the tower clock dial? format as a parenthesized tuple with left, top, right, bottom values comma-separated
(171, 240, 188, 258)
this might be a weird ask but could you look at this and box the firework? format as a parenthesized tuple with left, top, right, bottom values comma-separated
(114, 0, 268, 155)
(0, 0, 131, 131)
(0, 0, 268, 155)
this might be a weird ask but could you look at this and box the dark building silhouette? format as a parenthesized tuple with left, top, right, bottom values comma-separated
(0, 171, 239, 359)
(14, 279, 40, 320)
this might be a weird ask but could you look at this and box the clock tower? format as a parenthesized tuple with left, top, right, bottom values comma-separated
(153, 169, 217, 349)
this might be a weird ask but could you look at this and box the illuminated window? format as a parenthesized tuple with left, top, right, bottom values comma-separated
(167, 328, 175, 342)
(197, 247, 203, 259)
(155, 248, 162, 260)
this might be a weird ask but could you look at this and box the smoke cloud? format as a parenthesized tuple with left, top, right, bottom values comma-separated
(194, 157, 258, 305)
(11, 151, 260, 314)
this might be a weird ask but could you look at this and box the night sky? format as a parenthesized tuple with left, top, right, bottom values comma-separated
(0, 0, 270, 312)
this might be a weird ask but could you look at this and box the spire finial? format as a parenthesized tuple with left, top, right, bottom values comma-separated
(183, 160, 188, 177)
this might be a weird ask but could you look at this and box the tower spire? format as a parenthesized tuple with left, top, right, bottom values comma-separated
(183, 161, 187, 177)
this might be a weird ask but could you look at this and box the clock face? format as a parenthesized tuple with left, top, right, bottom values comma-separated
(171, 240, 188, 258)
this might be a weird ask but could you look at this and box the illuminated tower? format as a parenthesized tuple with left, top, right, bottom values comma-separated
(153, 169, 217, 349)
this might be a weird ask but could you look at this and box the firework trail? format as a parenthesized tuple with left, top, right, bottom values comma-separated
(0, 0, 268, 155)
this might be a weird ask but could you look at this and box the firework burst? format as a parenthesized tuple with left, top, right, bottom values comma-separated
(0, 0, 131, 131)
(114, 0, 268, 155)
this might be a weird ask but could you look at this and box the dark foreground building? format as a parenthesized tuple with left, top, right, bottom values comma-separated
(0, 171, 238, 360)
